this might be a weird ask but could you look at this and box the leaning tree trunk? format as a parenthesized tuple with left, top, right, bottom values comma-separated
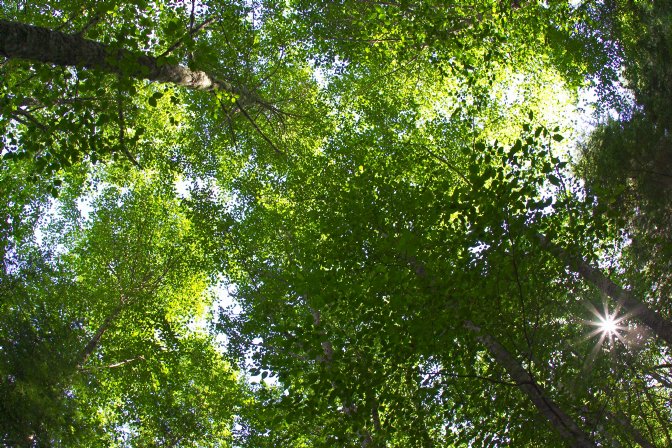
(464, 320, 596, 448)
(534, 233, 672, 346)
(610, 411, 656, 448)
(0, 19, 264, 108)
(401, 249, 597, 446)
(78, 303, 124, 368)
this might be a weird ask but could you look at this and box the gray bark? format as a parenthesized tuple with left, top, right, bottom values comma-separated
(535, 233, 672, 346)
(0, 19, 262, 107)
(465, 320, 596, 448)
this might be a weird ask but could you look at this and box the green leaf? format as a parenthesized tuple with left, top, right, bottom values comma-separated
(548, 175, 561, 186)
(509, 139, 522, 156)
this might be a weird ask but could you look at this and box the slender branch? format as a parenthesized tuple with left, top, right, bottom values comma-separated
(647, 370, 672, 389)
(106, 355, 145, 368)
(504, 208, 534, 359)
(20, 95, 99, 111)
(640, 378, 672, 446)
(189, 0, 196, 31)
(82, 355, 146, 370)
(157, 17, 217, 59)
(420, 369, 520, 387)
(371, 399, 382, 432)
(11, 108, 47, 130)
(75, 14, 103, 37)
(235, 99, 285, 156)
(116, 83, 142, 169)
(8, 112, 35, 128)
(399, 250, 595, 446)
(423, 145, 470, 185)
(651, 363, 672, 370)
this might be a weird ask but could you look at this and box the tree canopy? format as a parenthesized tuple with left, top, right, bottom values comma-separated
(1, 0, 671, 446)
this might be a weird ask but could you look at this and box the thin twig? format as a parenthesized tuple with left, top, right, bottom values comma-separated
(423, 145, 470, 185)
(504, 207, 534, 361)
(189, 0, 196, 30)
(12, 108, 47, 130)
(235, 99, 285, 156)
(116, 83, 142, 168)
(21, 96, 98, 111)
(651, 363, 672, 370)
(158, 17, 217, 59)
(75, 14, 103, 37)
(421, 370, 520, 387)
(84, 355, 146, 370)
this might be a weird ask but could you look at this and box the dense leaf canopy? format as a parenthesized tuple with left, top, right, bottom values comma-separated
(1, 0, 671, 447)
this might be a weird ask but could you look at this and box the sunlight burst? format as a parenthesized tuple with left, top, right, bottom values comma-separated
(585, 302, 627, 345)
(580, 299, 633, 369)
(597, 314, 618, 336)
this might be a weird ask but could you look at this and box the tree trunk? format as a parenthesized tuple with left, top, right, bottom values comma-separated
(610, 411, 656, 448)
(78, 303, 124, 367)
(535, 233, 672, 346)
(400, 252, 595, 446)
(464, 320, 596, 448)
(0, 19, 263, 108)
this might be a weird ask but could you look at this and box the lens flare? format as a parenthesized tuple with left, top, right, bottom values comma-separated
(581, 299, 633, 369)
(598, 314, 618, 335)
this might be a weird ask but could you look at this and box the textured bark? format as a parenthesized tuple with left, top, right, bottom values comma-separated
(0, 19, 262, 107)
(535, 233, 672, 346)
(465, 321, 596, 448)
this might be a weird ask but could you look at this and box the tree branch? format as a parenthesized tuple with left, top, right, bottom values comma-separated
(157, 17, 217, 59)
(534, 233, 672, 347)
(0, 19, 267, 109)
(78, 302, 125, 367)
(464, 320, 596, 447)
